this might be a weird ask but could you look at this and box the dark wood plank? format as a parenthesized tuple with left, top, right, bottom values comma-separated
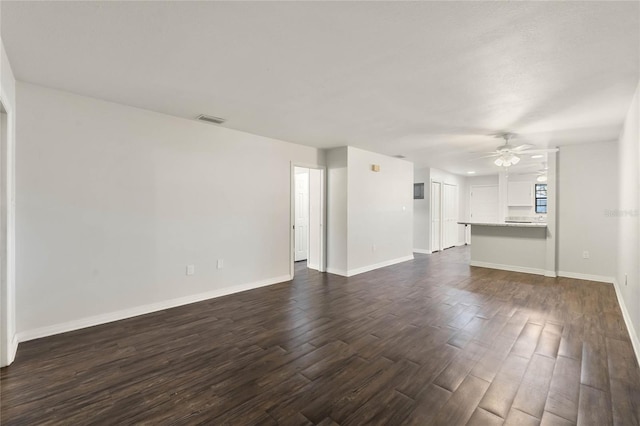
(540, 411, 576, 426)
(429, 375, 490, 426)
(403, 383, 451, 425)
(577, 384, 613, 426)
(581, 330, 610, 392)
(511, 322, 544, 359)
(467, 407, 505, 426)
(478, 354, 530, 418)
(1, 247, 637, 425)
(504, 408, 541, 426)
(545, 355, 581, 423)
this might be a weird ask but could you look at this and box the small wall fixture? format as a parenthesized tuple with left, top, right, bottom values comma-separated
(196, 114, 226, 125)
(371, 164, 381, 172)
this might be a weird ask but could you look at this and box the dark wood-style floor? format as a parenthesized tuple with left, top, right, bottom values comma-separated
(2, 247, 639, 425)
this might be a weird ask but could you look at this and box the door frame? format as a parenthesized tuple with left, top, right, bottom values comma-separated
(0, 91, 16, 367)
(430, 179, 442, 253)
(442, 182, 458, 250)
(293, 168, 310, 262)
(290, 162, 327, 278)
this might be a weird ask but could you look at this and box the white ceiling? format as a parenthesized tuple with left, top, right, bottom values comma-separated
(1, 1, 638, 175)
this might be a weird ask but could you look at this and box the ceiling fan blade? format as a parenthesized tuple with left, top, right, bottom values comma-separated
(470, 153, 501, 160)
(519, 148, 559, 154)
(512, 144, 533, 152)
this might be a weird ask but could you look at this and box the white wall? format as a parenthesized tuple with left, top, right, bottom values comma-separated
(616, 82, 640, 356)
(0, 37, 17, 366)
(327, 147, 413, 275)
(557, 141, 618, 280)
(347, 147, 413, 273)
(16, 82, 323, 339)
(413, 168, 430, 252)
(326, 147, 348, 275)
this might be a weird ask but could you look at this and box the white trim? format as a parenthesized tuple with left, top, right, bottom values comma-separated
(346, 255, 414, 277)
(413, 249, 431, 254)
(0, 90, 16, 368)
(455, 242, 466, 247)
(326, 267, 348, 277)
(544, 271, 557, 278)
(612, 279, 640, 366)
(430, 179, 442, 253)
(290, 163, 327, 278)
(557, 271, 615, 284)
(17, 274, 292, 343)
(307, 263, 319, 271)
(470, 260, 546, 276)
(7, 333, 17, 364)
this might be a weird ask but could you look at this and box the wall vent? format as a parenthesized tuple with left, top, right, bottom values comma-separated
(394, 155, 406, 159)
(196, 114, 226, 125)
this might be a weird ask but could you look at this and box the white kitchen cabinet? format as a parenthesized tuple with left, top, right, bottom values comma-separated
(507, 181, 533, 206)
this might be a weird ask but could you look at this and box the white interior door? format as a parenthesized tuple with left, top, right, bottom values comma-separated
(443, 183, 457, 249)
(294, 169, 309, 261)
(431, 181, 441, 252)
(470, 185, 499, 223)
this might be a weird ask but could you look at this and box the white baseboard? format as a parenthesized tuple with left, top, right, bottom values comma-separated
(612, 279, 640, 366)
(470, 260, 546, 276)
(16, 274, 292, 343)
(307, 263, 319, 271)
(346, 255, 414, 277)
(557, 271, 615, 284)
(413, 249, 431, 254)
(326, 267, 348, 277)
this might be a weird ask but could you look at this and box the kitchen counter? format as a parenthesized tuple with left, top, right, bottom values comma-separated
(460, 221, 549, 276)
(458, 221, 547, 228)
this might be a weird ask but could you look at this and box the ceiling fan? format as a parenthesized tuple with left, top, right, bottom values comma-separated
(478, 133, 558, 168)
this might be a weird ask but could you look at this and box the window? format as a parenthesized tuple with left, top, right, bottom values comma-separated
(414, 183, 424, 199)
(535, 183, 547, 213)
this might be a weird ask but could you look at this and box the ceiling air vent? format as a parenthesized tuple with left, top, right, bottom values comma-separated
(394, 155, 406, 159)
(196, 114, 226, 125)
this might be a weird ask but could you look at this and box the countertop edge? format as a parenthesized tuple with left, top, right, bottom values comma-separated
(458, 221, 547, 228)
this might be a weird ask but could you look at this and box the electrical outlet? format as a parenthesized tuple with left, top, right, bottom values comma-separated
(217, 259, 224, 269)
(186, 264, 195, 276)
(625, 274, 628, 286)
(582, 251, 590, 259)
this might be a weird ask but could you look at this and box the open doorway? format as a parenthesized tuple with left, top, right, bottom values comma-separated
(291, 164, 326, 277)
(430, 180, 459, 252)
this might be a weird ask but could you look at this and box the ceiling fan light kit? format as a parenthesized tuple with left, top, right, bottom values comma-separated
(494, 152, 520, 167)
(482, 133, 558, 169)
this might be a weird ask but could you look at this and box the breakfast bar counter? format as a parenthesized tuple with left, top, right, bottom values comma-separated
(458, 221, 549, 275)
